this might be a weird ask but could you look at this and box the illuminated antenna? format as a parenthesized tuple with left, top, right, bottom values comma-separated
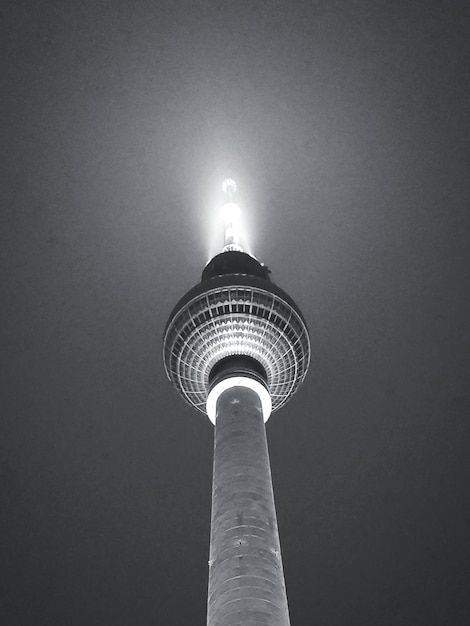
(221, 179, 243, 253)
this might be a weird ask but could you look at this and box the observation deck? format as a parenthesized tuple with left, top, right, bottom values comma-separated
(163, 250, 310, 418)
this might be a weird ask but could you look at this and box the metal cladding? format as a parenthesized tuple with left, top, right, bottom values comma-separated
(163, 251, 310, 417)
(207, 386, 290, 626)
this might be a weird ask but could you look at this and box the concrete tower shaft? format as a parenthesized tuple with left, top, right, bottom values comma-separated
(208, 385, 290, 626)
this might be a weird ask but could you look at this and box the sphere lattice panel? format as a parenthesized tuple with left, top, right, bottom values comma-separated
(163, 283, 310, 415)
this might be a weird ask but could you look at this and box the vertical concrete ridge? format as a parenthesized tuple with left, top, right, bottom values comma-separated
(207, 386, 290, 626)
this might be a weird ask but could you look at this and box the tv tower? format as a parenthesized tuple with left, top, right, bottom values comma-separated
(163, 180, 310, 626)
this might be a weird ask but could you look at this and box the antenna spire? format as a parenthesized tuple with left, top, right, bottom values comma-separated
(221, 179, 243, 253)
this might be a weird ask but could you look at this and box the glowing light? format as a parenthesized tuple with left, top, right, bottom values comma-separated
(222, 178, 237, 196)
(206, 376, 272, 424)
(222, 202, 240, 230)
(221, 179, 243, 252)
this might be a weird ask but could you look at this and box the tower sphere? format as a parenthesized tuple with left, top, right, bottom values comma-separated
(163, 249, 310, 421)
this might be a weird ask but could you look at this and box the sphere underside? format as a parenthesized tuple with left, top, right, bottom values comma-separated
(163, 284, 310, 414)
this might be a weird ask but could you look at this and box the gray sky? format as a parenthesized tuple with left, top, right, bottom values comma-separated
(1, 1, 470, 624)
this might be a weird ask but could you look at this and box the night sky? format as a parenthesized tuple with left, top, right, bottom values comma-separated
(2, 1, 470, 624)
